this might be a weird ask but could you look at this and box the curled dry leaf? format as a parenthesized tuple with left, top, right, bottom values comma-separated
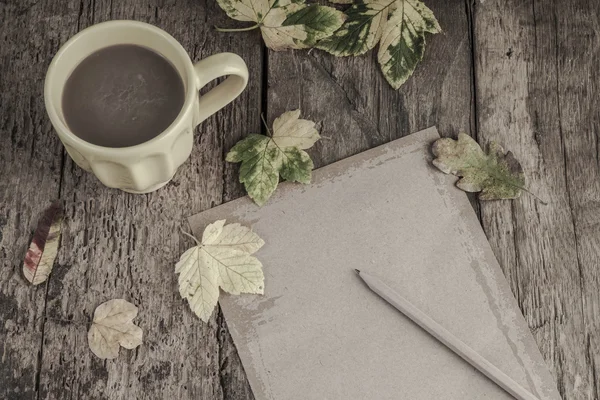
(87, 299, 143, 359)
(226, 109, 321, 206)
(23, 202, 63, 285)
(432, 133, 525, 200)
(215, 0, 345, 50)
(176, 220, 265, 322)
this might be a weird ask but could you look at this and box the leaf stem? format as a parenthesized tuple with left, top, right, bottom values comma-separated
(214, 23, 260, 33)
(480, 175, 548, 204)
(180, 228, 200, 245)
(260, 113, 273, 137)
(518, 186, 548, 205)
(461, 161, 549, 205)
(483, 168, 548, 204)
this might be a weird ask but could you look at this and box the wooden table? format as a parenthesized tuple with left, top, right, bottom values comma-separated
(1, 0, 598, 399)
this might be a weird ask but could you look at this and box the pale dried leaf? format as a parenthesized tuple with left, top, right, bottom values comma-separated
(213, 222, 265, 254)
(202, 219, 226, 244)
(176, 247, 220, 322)
(176, 220, 266, 322)
(272, 109, 320, 149)
(87, 299, 143, 359)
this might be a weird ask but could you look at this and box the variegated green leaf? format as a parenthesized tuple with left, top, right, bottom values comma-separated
(283, 5, 346, 47)
(226, 110, 321, 206)
(216, 0, 344, 50)
(377, 0, 440, 89)
(261, 0, 310, 50)
(280, 147, 313, 183)
(317, 0, 394, 56)
(227, 134, 281, 206)
(238, 143, 282, 206)
(226, 134, 271, 163)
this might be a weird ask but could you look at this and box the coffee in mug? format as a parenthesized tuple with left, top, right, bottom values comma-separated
(62, 44, 185, 148)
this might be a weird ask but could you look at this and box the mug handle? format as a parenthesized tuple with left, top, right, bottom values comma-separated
(193, 53, 249, 125)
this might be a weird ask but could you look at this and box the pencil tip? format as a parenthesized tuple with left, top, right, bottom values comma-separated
(354, 269, 360, 274)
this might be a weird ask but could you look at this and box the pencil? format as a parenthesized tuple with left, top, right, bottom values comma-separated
(355, 269, 540, 400)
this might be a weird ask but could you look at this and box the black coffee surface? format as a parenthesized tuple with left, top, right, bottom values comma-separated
(62, 44, 185, 148)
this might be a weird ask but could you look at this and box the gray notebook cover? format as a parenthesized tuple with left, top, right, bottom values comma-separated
(188, 127, 561, 400)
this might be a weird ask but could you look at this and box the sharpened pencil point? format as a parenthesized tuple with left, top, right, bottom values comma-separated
(354, 269, 361, 274)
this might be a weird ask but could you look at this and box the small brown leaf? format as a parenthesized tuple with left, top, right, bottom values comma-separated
(22, 202, 63, 285)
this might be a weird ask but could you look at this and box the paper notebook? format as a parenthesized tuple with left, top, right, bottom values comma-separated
(188, 127, 561, 400)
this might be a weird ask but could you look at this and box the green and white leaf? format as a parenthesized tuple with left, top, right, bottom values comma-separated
(261, 0, 310, 50)
(377, 0, 440, 89)
(216, 0, 345, 50)
(176, 220, 266, 323)
(318, 0, 440, 89)
(226, 109, 321, 206)
(283, 5, 347, 47)
(317, 0, 393, 56)
(431, 133, 525, 200)
(236, 136, 283, 205)
(280, 147, 313, 183)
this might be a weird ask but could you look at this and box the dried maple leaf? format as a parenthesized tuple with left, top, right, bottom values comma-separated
(432, 133, 525, 200)
(88, 299, 143, 360)
(215, 0, 345, 50)
(176, 220, 265, 323)
(22, 202, 63, 285)
(226, 109, 321, 206)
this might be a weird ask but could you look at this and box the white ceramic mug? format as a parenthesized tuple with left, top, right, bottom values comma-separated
(44, 20, 248, 193)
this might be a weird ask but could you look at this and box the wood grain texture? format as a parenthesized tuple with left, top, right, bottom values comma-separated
(0, 1, 73, 398)
(554, 3, 600, 397)
(472, 0, 599, 398)
(1, 0, 598, 398)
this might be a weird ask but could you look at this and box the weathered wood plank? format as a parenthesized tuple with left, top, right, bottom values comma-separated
(473, 0, 599, 398)
(555, 1, 600, 398)
(0, 0, 263, 398)
(0, 1, 79, 398)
